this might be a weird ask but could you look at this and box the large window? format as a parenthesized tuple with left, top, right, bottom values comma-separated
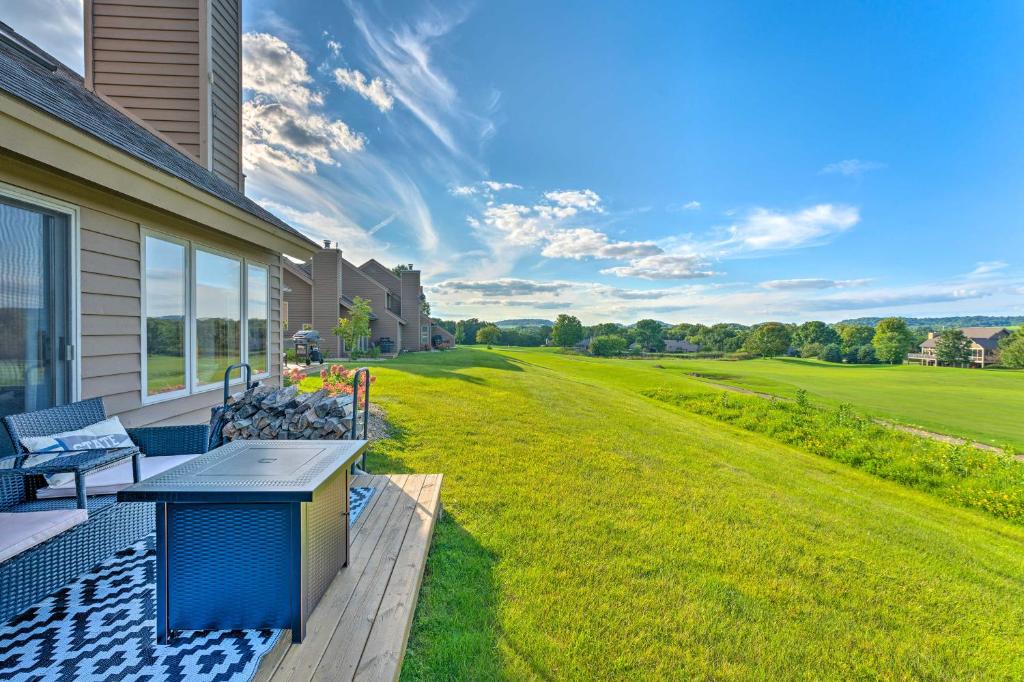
(247, 263, 269, 376)
(0, 194, 74, 433)
(194, 248, 241, 387)
(143, 235, 187, 397)
(141, 230, 271, 403)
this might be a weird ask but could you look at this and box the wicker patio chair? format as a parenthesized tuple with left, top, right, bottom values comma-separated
(0, 398, 209, 622)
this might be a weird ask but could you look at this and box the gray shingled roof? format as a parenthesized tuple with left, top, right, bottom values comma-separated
(0, 21, 315, 248)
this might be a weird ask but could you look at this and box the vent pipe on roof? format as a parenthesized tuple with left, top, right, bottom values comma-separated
(323, 239, 332, 248)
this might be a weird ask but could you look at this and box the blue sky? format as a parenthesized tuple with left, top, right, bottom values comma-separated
(11, 0, 1024, 323)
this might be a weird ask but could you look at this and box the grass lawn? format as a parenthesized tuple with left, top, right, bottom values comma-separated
(314, 347, 1024, 678)
(609, 354, 1024, 449)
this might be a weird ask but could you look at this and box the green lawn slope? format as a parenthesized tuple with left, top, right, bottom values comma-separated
(348, 347, 1024, 679)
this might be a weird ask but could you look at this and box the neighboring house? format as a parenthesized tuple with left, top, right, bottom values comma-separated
(0, 14, 318, 450)
(282, 249, 450, 357)
(665, 339, 701, 353)
(431, 321, 456, 348)
(907, 327, 1010, 367)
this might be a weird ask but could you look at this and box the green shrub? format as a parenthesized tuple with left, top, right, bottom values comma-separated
(819, 343, 843, 363)
(285, 348, 297, 363)
(801, 342, 824, 359)
(644, 388, 1024, 525)
(589, 335, 628, 357)
(855, 344, 877, 364)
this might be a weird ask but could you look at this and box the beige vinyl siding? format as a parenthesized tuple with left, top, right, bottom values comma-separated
(341, 260, 401, 351)
(87, 0, 203, 161)
(282, 268, 312, 332)
(358, 260, 402, 293)
(0, 152, 284, 429)
(209, 0, 242, 188)
(399, 271, 422, 351)
(311, 250, 343, 358)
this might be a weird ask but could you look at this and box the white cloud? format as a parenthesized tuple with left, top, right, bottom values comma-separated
(482, 181, 522, 192)
(334, 68, 395, 112)
(601, 254, 717, 280)
(683, 200, 701, 210)
(259, 199, 385, 264)
(327, 39, 342, 57)
(242, 33, 365, 174)
(970, 260, 1009, 276)
(449, 181, 521, 196)
(724, 204, 860, 251)
(544, 189, 602, 212)
(759, 278, 871, 290)
(433, 279, 565, 296)
(820, 159, 886, 177)
(540, 228, 661, 260)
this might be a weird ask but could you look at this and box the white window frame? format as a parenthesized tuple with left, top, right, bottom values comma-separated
(245, 261, 271, 381)
(140, 228, 192, 404)
(0, 181, 81, 404)
(140, 227, 272, 404)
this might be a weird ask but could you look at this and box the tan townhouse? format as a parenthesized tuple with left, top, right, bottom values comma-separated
(0, 8, 319, 452)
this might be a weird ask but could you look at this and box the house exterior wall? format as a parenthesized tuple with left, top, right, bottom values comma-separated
(282, 267, 311, 333)
(0, 151, 287, 428)
(359, 259, 402, 293)
(208, 0, 243, 188)
(311, 248, 343, 357)
(340, 259, 401, 351)
(84, 0, 243, 189)
(399, 270, 424, 351)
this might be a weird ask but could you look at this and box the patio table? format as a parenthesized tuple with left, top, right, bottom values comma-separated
(118, 439, 368, 643)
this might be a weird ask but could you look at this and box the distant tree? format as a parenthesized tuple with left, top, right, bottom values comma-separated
(666, 322, 707, 341)
(421, 299, 431, 316)
(392, 264, 413, 276)
(632, 319, 666, 352)
(935, 329, 972, 366)
(333, 296, 372, 358)
(475, 325, 501, 346)
(589, 322, 627, 338)
(855, 344, 877, 364)
(835, 323, 875, 355)
(743, 322, 792, 358)
(589, 335, 628, 357)
(819, 343, 843, 363)
(435, 319, 456, 334)
(793, 321, 840, 349)
(872, 317, 914, 364)
(999, 329, 1024, 368)
(694, 323, 749, 352)
(551, 314, 584, 348)
(801, 342, 825, 359)
(455, 318, 487, 345)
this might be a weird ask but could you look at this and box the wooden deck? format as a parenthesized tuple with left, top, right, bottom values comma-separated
(256, 473, 443, 682)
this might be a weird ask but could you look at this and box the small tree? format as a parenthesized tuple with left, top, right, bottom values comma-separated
(836, 323, 875, 354)
(551, 314, 584, 348)
(800, 342, 824, 359)
(743, 322, 792, 358)
(631, 319, 666, 352)
(872, 317, 914, 364)
(793, 321, 840, 350)
(589, 335, 627, 357)
(333, 296, 372, 358)
(855, 344, 877, 364)
(999, 329, 1024, 368)
(935, 329, 972, 366)
(476, 325, 501, 347)
(819, 343, 843, 363)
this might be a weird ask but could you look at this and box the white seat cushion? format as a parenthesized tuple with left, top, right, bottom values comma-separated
(35, 454, 200, 499)
(0, 509, 89, 563)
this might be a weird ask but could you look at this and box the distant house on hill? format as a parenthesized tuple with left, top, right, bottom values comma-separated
(665, 340, 700, 353)
(906, 327, 1009, 367)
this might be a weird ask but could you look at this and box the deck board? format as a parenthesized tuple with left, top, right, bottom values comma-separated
(260, 473, 443, 682)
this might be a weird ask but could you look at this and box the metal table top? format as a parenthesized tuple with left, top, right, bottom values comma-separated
(118, 440, 368, 503)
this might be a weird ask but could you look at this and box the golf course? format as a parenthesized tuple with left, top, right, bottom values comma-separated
(302, 346, 1024, 679)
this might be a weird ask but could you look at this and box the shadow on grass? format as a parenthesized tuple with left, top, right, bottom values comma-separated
(774, 357, 889, 369)
(384, 347, 525, 386)
(401, 511, 504, 681)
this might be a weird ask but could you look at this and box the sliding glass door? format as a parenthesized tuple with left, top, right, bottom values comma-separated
(0, 196, 73, 452)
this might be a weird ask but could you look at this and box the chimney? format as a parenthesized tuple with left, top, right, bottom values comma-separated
(312, 244, 342, 357)
(83, 0, 245, 191)
(399, 269, 422, 351)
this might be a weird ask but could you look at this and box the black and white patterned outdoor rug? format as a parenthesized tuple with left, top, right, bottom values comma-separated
(0, 486, 375, 682)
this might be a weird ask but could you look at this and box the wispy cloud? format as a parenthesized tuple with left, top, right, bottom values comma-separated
(683, 200, 701, 210)
(601, 254, 717, 280)
(820, 159, 887, 177)
(2, 0, 83, 73)
(759, 278, 872, 290)
(723, 204, 860, 252)
(970, 260, 1009, 276)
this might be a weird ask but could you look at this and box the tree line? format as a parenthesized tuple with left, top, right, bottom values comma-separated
(435, 313, 1024, 367)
